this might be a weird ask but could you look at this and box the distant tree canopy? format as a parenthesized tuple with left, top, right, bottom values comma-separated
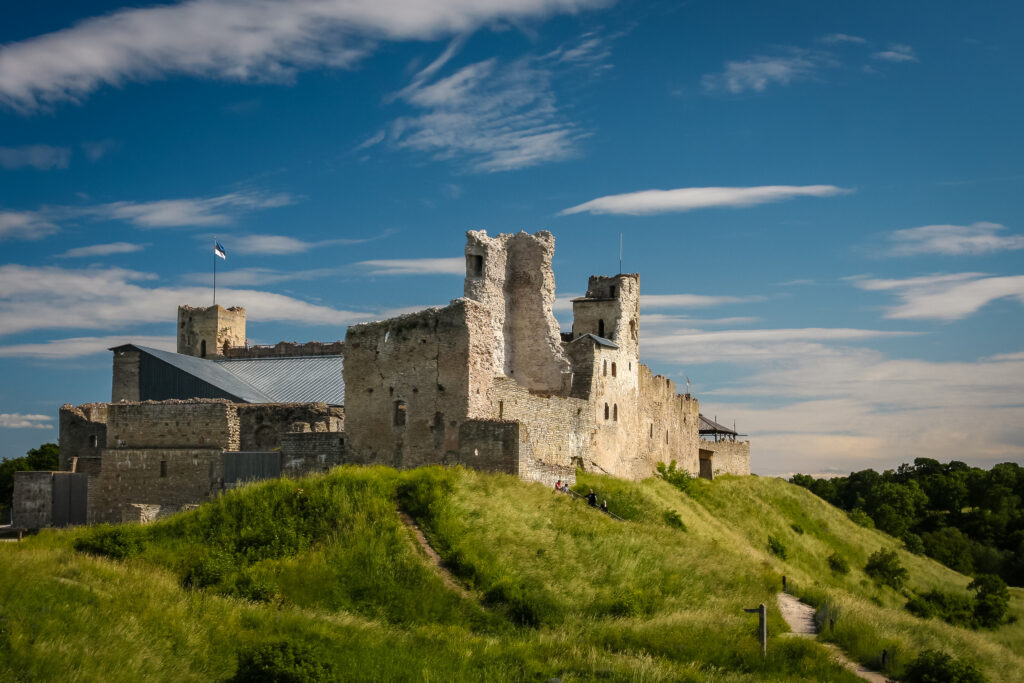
(0, 443, 59, 524)
(791, 459, 1024, 587)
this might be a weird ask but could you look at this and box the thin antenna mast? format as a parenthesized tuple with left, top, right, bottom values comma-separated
(213, 236, 217, 306)
(618, 232, 623, 274)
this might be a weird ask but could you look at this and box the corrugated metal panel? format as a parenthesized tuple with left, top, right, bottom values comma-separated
(223, 451, 281, 485)
(215, 356, 345, 405)
(131, 345, 275, 403)
(51, 473, 87, 527)
(569, 333, 619, 349)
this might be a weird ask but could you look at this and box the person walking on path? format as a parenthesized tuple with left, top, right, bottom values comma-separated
(587, 489, 598, 507)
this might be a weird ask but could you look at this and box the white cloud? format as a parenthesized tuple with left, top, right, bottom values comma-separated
(56, 242, 145, 258)
(560, 185, 849, 216)
(0, 335, 175, 359)
(873, 44, 917, 62)
(0, 210, 58, 240)
(81, 139, 118, 161)
(885, 221, 1024, 256)
(0, 0, 608, 113)
(0, 413, 53, 429)
(0, 144, 70, 170)
(389, 55, 582, 172)
(96, 191, 294, 228)
(701, 51, 829, 93)
(355, 257, 465, 275)
(641, 294, 762, 308)
(231, 233, 381, 255)
(0, 264, 374, 336)
(850, 272, 1024, 320)
(180, 266, 342, 287)
(818, 33, 866, 45)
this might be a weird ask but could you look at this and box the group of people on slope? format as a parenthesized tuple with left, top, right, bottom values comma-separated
(554, 480, 609, 513)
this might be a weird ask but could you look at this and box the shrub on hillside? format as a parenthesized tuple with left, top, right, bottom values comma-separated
(847, 508, 875, 528)
(902, 532, 926, 555)
(662, 509, 686, 531)
(903, 649, 987, 683)
(865, 549, 908, 591)
(767, 534, 788, 560)
(827, 552, 850, 575)
(905, 589, 974, 628)
(231, 640, 335, 682)
(790, 523, 804, 535)
(655, 460, 694, 494)
(73, 525, 143, 559)
(968, 575, 1010, 628)
(482, 577, 561, 628)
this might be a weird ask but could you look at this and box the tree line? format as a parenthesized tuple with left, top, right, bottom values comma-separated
(791, 458, 1024, 587)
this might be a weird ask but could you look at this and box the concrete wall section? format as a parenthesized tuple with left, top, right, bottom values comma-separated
(105, 400, 240, 450)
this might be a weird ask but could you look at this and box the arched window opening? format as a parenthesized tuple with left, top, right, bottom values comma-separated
(604, 403, 609, 420)
(613, 404, 618, 421)
(394, 400, 407, 427)
(200, 339, 207, 358)
(611, 362, 617, 377)
(598, 319, 605, 337)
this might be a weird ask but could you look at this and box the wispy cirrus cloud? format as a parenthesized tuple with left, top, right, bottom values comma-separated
(560, 185, 850, 216)
(0, 0, 609, 113)
(873, 44, 918, 63)
(701, 50, 829, 94)
(81, 139, 118, 161)
(0, 335, 175, 359)
(355, 257, 465, 275)
(230, 232, 387, 255)
(641, 293, 763, 308)
(56, 242, 145, 259)
(850, 272, 1024, 320)
(0, 144, 70, 170)
(884, 222, 1024, 256)
(818, 33, 866, 45)
(0, 413, 53, 429)
(0, 264, 374, 337)
(0, 210, 58, 241)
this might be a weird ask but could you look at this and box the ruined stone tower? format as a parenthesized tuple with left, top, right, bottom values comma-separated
(571, 274, 640, 361)
(464, 230, 570, 393)
(176, 305, 246, 358)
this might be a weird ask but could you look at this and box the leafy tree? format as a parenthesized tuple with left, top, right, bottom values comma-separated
(968, 574, 1009, 628)
(0, 443, 59, 523)
(655, 460, 694, 494)
(865, 549, 908, 591)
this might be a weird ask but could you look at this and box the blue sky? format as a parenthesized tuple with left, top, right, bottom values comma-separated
(1, 0, 1022, 475)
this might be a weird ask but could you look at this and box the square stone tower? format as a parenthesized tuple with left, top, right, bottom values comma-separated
(571, 274, 640, 362)
(177, 305, 246, 358)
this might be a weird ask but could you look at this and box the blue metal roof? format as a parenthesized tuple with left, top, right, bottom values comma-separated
(215, 356, 344, 405)
(570, 333, 619, 349)
(116, 345, 344, 405)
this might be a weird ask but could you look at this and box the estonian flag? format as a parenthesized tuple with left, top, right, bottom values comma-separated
(214, 241, 227, 259)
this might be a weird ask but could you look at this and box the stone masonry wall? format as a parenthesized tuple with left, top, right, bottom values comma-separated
(450, 420, 520, 475)
(489, 377, 594, 479)
(111, 347, 140, 402)
(464, 230, 570, 392)
(89, 448, 224, 524)
(59, 403, 107, 471)
(279, 431, 346, 476)
(223, 340, 344, 358)
(11, 472, 53, 529)
(105, 400, 240, 450)
(236, 403, 342, 451)
(344, 300, 485, 469)
(699, 438, 751, 476)
(177, 305, 246, 357)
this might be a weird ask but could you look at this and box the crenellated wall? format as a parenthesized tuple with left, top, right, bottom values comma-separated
(699, 438, 751, 477)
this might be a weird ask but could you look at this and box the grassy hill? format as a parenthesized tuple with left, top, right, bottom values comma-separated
(1, 466, 1022, 681)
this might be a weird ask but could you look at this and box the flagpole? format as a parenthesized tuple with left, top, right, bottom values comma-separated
(213, 237, 217, 306)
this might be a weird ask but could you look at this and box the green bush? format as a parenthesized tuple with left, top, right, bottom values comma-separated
(827, 552, 850, 575)
(230, 640, 335, 682)
(905, 590, 974, 628)
(790, 523, 805, 535)
(662, 509, 687, 531)
(903, 649, 987, 683)
(767, 534, 788, 560)
(847, 508, 875, 528)
(968, 575, 1009, 628)
(72, 525, 143, 559)
(865, 549, 908, 591)
(655, 460, 694, 494)
(902, 532, 926, 555)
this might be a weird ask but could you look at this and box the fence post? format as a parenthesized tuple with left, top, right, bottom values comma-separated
(782, 575, 787, 592)
(743, 603, 767, 656)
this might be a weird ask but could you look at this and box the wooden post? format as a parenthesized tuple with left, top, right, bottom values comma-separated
(744, 603, 767, 656)
(782, 575, 787, 592)
(881, 649, 888, 669)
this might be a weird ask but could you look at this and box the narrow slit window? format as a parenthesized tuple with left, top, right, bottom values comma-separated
(394, 400, 407, 427)
(603, 360, 607, 376)
(604, 403, 609, 420)
(200, 339, 207, 358)
(159, 460, 168, 478)
(498, 401, 504, 419)
(611, 362, 617, 377)
(598, 319, 605, 337)
(613, 404, 618, 421)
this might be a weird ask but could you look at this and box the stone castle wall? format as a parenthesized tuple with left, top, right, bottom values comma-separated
(111, 347, 140, 401)
(699, 438, 751, 477)
(236, 403, 342, 451)
(177, 305, 246, 357)
(105, 400, 240, 450)
(59, 403, 107, 471)
(222, 340, 344, 358)
(280, 431, 346, 476)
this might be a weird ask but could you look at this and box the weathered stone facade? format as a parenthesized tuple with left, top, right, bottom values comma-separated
(32, 228, 750, 528)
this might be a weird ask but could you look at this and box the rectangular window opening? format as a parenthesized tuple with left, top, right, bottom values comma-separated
(159, 460, 168, 478)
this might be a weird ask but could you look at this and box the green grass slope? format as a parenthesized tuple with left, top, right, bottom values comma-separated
(0, 466, 1021, 682)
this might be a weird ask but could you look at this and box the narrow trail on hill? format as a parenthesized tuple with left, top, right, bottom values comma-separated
(397, 509, 475, 600)
(776, 592, 889, 683)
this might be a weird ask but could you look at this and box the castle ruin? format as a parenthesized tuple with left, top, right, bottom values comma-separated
(13, 230, 750, 527)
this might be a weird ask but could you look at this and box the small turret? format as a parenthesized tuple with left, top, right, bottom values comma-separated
(177, 305, 246, 358)
(571, 274, 640, 361)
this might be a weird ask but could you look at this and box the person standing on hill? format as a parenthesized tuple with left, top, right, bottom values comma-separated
(587, 489, 598, 507)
